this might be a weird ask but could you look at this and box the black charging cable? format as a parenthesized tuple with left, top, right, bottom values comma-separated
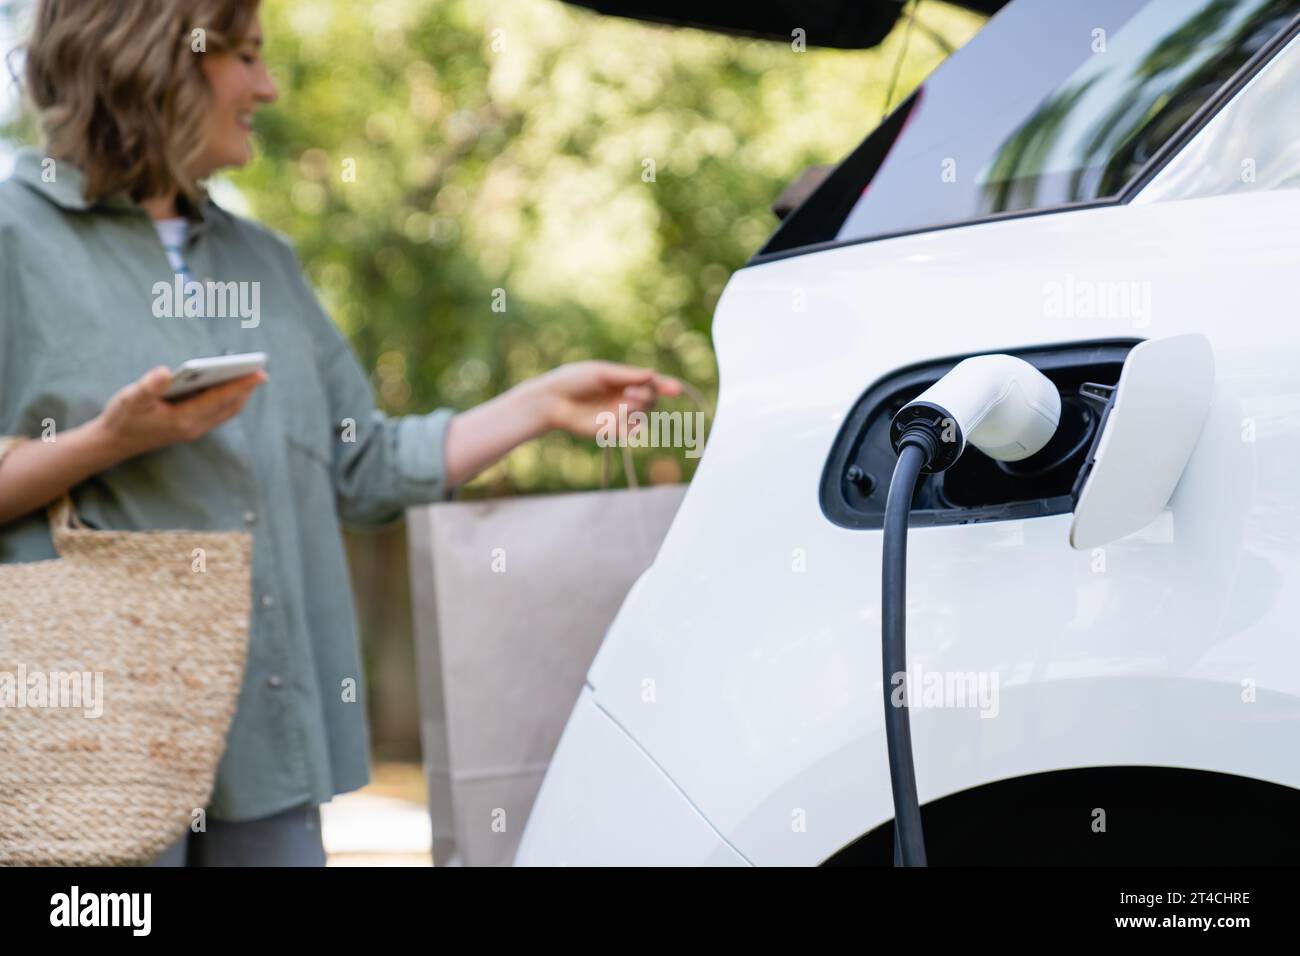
(875, 354, 1069, 865)
(882, 426, 941, 867)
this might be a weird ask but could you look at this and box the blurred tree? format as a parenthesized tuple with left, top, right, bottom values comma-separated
(2, 0, 982, 492)
(0, 0, 982, 754)
(230, 0, 983, 494)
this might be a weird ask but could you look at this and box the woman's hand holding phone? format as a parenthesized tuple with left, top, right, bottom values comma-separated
(91, 364, 268, 463)
(0, 365, 266, 526)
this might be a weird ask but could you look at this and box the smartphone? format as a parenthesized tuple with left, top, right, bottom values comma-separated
(163, 352, 268, 401)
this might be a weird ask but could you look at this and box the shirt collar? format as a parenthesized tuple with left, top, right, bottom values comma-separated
(10, 147, 213, 225)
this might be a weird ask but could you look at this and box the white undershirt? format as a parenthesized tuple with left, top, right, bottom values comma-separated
(153, 217, 191, 278)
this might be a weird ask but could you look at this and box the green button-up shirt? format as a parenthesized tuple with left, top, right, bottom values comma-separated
(0, 148, 456, 821)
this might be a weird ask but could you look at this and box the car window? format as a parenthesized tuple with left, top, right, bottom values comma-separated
(759, 0, 1300, 258)
(1136, 31, 1300, 202)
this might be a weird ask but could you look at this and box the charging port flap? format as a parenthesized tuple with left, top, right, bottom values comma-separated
(1069, 334, 1216, 550)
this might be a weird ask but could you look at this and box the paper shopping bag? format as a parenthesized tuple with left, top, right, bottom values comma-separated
(406, 482, 687, 867)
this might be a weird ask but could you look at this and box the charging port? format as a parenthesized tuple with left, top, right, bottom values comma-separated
(819, 340, 1140, 530)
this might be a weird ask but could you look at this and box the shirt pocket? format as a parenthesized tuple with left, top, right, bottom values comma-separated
(272, 324, 336, 475)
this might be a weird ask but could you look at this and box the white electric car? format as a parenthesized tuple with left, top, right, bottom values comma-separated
(517, 0, 1300, 865)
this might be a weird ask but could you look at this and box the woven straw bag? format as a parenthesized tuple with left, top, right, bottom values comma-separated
(0, 436, 253, 866)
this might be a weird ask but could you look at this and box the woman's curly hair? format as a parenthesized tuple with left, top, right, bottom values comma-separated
(21, 0, 260, 205)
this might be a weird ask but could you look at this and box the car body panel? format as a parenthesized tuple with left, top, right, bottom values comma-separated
(513, 686, 750, 865)
(520, 189, 1300, 865)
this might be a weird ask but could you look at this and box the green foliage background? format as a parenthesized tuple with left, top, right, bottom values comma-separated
(0, 0, 983, 750)
(223, 0, 982, 494)
(1, 1, 984, 494)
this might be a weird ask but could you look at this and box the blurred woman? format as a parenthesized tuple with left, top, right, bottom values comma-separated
(0, 0, 678, 865)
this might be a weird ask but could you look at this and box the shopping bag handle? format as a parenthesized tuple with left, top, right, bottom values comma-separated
(599, 380, 713, 490)
(47, 493, 87, 535)
(0, 436, 90, 543)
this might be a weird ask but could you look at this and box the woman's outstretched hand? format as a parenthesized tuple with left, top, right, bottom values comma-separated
(533, 361, 682, 439)
(442, 360, 682, 490)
